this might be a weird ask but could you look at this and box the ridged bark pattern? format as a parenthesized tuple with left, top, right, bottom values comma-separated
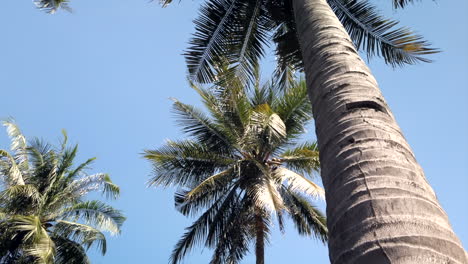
(292, 0, 468, 262)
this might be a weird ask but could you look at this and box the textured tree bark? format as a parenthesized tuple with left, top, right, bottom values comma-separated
(255, 211, 265, 264)
(292, 0, 468, 263)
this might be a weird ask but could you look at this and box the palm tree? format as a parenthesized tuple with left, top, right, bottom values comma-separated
(0, 120, 125, 264)
(176, 0, 468, 262)
(144, 72, 328, 264)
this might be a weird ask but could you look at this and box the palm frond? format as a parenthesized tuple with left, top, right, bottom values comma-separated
(185, 0, 244, 83)
(42, 174, 119, 220)
(185, 168, 235, 201)
(273, 167, 324, 199)
(250, 178, 284, 213)
(243, 104, 286, 152)
(170, 186, 238, 264)
(267, 0, 303, 73)
(271, 65, 297, 93)
(67, 173, 120, 200)
(250, 83, 276, 107)
(26, 139, 60, 194)
(272, 80, 311, 141)
(228, 0, 272, 85)
(273, 23, 303, 73)
(56, 145, 78, 178)
(175, 182, 232, 217)
(328, 0, 438, 66)
(204, 188, 243, 247)
(172, 99, 235, 154)
(60, 201, 125, 235)
(392, 0, 418, 9)
(0, 185, 42, 214)
(10, 215, 55, 263)
(53, 237, 91, 264)
(66, 158, 96, 179)
(191, 79, 250, 140)
(144, 140, 235, 187)
(59, 130, 68, 153)
(26, 139, 51, 169)
(190, 82, 223, 121)
(279, 142, 320, 175)
(53, 220, 106, 255)
(282, 189, 328, 242)
(0, 150, 25, 186)
(208, 200, 251, 264)
(2, 119, 29, 173)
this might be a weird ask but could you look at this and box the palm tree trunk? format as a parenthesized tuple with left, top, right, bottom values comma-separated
(292, 0, 467, 263)
(255, 211, 265, 264)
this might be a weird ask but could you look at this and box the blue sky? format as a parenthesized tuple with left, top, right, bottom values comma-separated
(1, 0, 467, 263)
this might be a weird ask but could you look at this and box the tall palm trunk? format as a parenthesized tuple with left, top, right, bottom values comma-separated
(292, 0, 467, 262)
(255, 210, 265, 264)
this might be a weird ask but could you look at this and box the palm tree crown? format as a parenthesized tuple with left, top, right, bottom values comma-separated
(144, 71, 328, 264)
(182, 0, 437, 84)
(0, 120, 125, 264)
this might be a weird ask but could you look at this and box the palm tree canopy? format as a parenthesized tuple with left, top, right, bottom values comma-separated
(180, 0, 438, 84)
(144, 70, 327, 264)
(35, 0, 438, 84)
(0, 120, 125, 264)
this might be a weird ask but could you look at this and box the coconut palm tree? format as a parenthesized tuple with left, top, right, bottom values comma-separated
(0, 120, 125, 264)
(144, 72, 328, 264)
(176, 0, 468, 262)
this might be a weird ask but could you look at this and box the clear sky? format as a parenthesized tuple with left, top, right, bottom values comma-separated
(1, 0, 467, 263)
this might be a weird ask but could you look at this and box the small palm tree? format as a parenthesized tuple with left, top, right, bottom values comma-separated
(144, 71, 327, 264)
(0, 120, 125, 264)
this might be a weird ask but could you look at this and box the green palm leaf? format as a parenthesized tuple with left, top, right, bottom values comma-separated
(53, 220, 107, 255)
(53, 237, 91, 264)
(226, 0, 273, 84)
(170, 186, 238, 264)
(185, 168, 236, 201)
(273, 167, 324, 199)
(0, 185, 42, 214)
(185, 0, 244, 83)
(68, 173, 120, 200)
(56, 144, 78, 178)
(243, 104, 287, 152)
(392, 0, 417, 9)
(272, 80, 312, 141)
(10, 215, 55, 263)
(60, 201, 125, 235)
(172, 99, 236, 154)
(282, 189, 328, 242)
(2, 119, 29, 174)
(0, 150, 26, 186)
(328, 0, 438, 66)
(280, 142, 320, 175)
(144, 140, 235, 187)
(208, 200, 251, 264)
